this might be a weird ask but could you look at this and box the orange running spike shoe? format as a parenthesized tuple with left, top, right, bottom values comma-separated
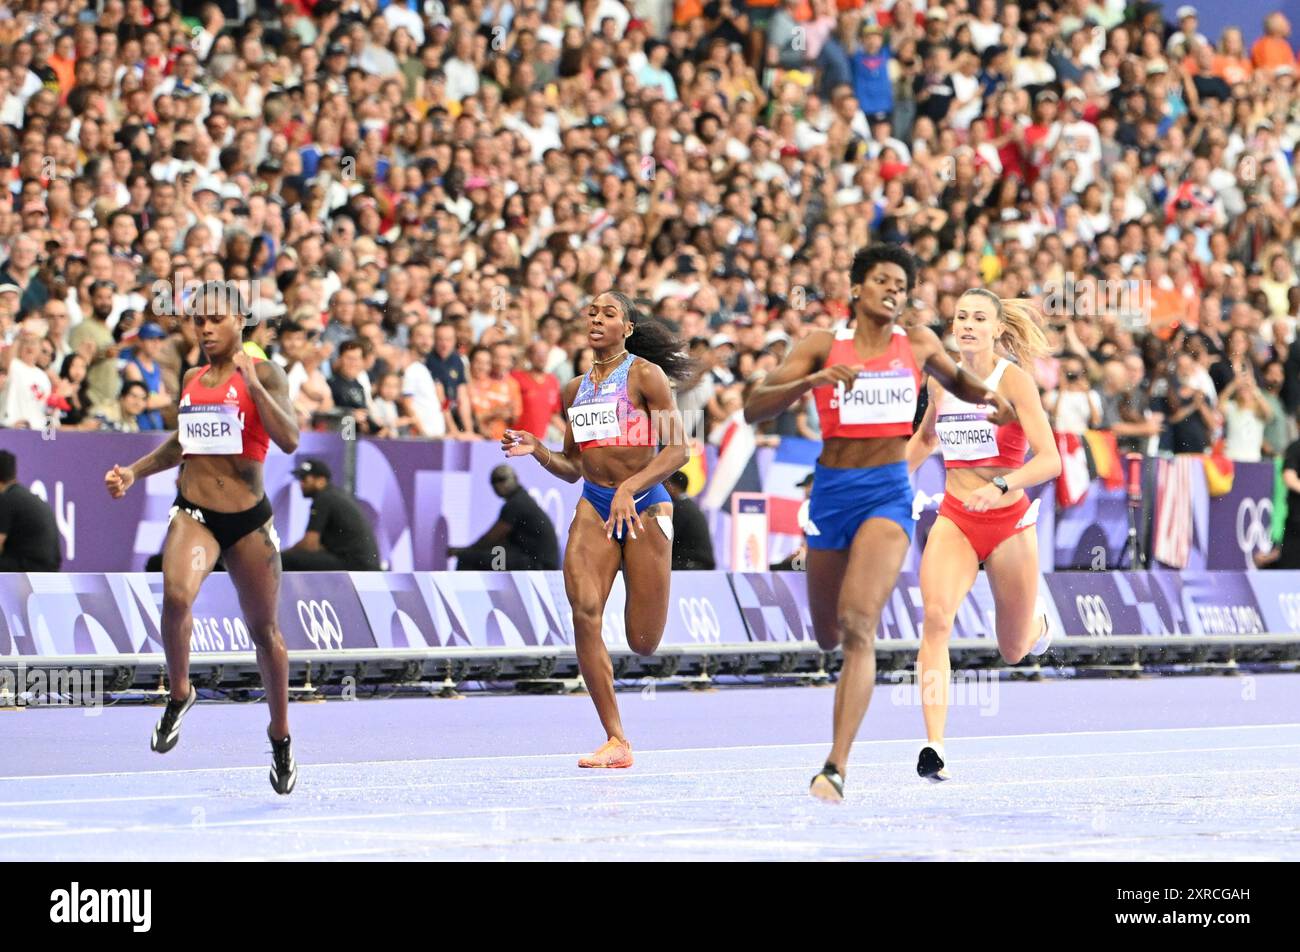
(578, 738, 634, 769)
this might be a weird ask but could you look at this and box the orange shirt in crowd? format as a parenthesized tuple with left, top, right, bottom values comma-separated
(1219, 56, 1253, 85)
(1250, 35, 1296, 70)
(1150, 280, 1200, 341)
(469, 373, 522, 442)
(674, 0, 703, 22)
(48, 55, 76, 101)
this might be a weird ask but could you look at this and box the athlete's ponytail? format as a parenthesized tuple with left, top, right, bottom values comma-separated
(997, 298, 1050, 366)
(959, 289, 1050, 367)
(607, 290, 695, 383)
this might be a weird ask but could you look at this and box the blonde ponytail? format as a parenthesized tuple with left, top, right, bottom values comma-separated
(997, 298, 1051, 366)
(959, 288, 1051, 366)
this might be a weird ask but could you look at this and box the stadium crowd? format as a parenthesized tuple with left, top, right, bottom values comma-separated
(0, 0, 1298, 466)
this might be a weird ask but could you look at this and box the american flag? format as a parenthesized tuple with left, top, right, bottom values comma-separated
(1153, 455, 1196, 569)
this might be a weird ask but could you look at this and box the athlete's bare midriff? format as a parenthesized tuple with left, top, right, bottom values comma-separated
(818, 435, 908, 469)
(178, 455, 264, 512)
(578, 445, 659, 488)
(944, 465, 1026, 508)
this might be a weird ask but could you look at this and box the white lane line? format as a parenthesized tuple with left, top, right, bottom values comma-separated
(1, 723, 1297, 782)
(4, 743, 1296, 806)
(0, 795, 747, 841)
(3, 766, 1299, 842)
(0, 793, 210, 808)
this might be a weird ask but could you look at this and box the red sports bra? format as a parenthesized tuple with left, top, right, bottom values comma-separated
(935, 359, 1026, 469)
(177, 362, 270, 462)
(813, 325, 922, 440)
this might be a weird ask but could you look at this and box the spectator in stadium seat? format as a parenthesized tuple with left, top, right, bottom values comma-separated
(1046, 354, 1102, 435)
(467, 344, 522, 442)
(330, 340, 378, 435)
(511, 340, 564, 443)
(281, 459, 381, 572)
(93, 380, 148, 433)
(0, 450, 62, 572)
(0, 334, 51, 430)
(1155, 352, 1218, 454)
(1250, 12, 1294, 70)
(400, 322, 453, 439)
(1260, 361, 1294, 457)
(426, 322, 476, 438)
(1220, 369, 1273, 463)
(121, 323, 170, 431)
(449, 465, 559, 571)
(69, 280, 121, 413)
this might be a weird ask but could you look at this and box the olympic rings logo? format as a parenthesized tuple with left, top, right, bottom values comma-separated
(297, 599, 343, 650)
(1075, 595, 1113, 637)
(678, 597, 721, 644)
(1279, 593, 1300, 632)
(1236, 498, 1273, 555)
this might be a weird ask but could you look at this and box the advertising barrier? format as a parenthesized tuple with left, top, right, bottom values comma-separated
(3, 570, 1296, 662)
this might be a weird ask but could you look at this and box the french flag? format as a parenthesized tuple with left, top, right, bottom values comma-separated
(761, 437, 821, 535)
(702, 410, 760, 512)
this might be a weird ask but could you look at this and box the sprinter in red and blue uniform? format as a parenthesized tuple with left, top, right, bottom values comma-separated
(746, 245, 1016, 803)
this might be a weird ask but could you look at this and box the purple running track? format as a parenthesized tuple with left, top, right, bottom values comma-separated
(0, 675, 1297, 861)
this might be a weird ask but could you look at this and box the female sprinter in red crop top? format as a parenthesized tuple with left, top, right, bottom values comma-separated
(745, 245, 1016, 803)
(502, 290, 692, 769)
(906, 289, 1061, 782)
(104, 282, 301, 795)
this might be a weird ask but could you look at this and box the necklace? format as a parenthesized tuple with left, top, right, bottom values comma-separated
(592, 349, 628, 366)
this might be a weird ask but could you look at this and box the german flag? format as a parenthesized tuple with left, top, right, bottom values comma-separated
(1083, 429, 1124, 491)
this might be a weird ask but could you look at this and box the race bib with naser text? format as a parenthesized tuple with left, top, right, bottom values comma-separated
(178, 404, 244, 455)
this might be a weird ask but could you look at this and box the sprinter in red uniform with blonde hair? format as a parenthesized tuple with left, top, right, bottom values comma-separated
(906, 289, 1062, 782)
(746, 246, 1016, 802)
(105, 283, 302, 794)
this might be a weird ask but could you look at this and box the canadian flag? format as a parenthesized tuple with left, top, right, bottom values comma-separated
(1055, 432, 1090, 508)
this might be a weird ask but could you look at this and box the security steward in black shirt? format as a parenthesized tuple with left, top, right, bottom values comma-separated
(0, 450, 62, 572)
(281, 458, 381, 570)
(664, 470, 716, 570)
(450, 465, 559, 570)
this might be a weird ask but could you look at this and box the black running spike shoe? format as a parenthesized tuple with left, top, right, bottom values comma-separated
(269, 732, 298, 795)
(151, 685, 196, 754)
(917, 744, 951, 782)
(809, 762, 845, 803)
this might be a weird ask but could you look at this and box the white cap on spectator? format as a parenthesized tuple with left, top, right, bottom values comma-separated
(927, 8, 948, 20)
(1176, 5, 1197, 19)
(709, 333, 735, 349)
